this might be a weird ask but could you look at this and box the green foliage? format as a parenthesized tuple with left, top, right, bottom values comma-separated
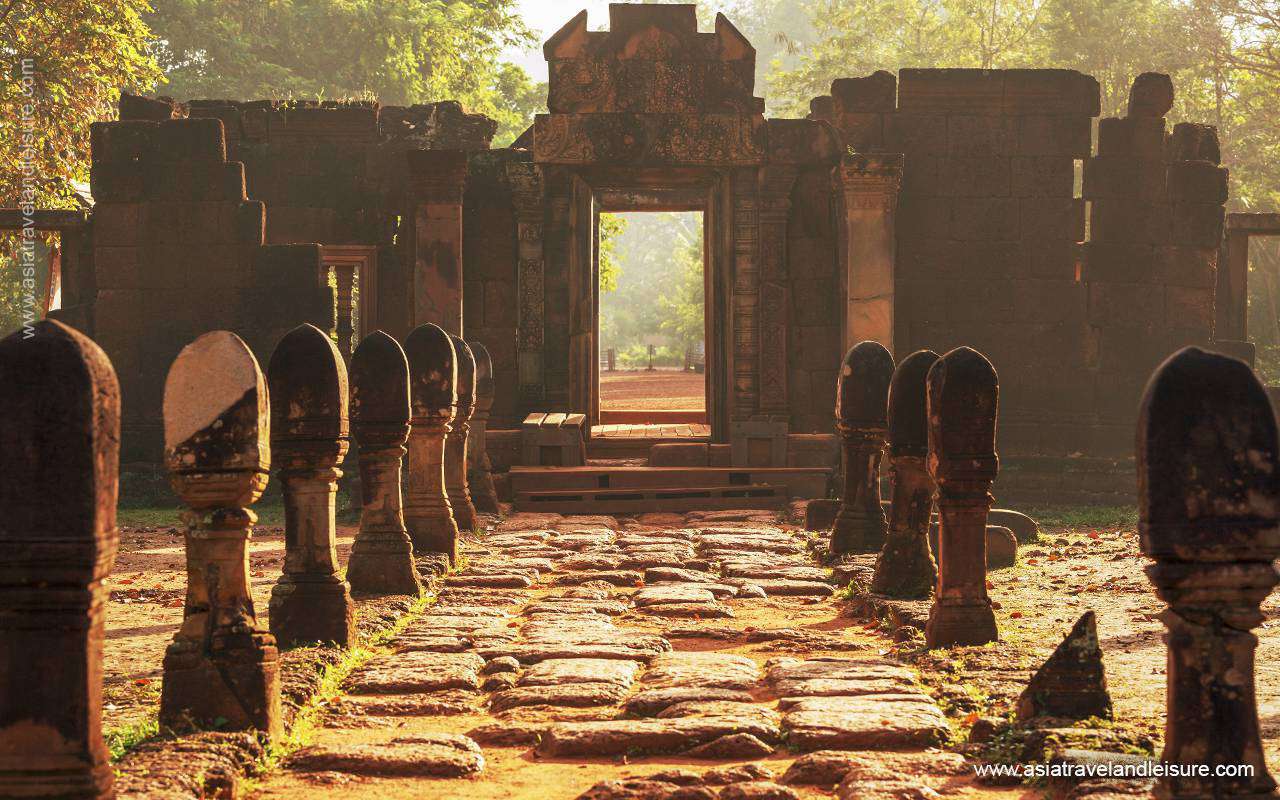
(147, 0, 542, 143)
(599, 212, 704, 356)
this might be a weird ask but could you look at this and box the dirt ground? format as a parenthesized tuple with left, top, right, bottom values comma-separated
(599, 368, 705, 410)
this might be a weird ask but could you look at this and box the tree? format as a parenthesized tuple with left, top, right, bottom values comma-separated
(147, 0, 540, 139)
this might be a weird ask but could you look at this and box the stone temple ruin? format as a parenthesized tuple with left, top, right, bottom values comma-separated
(4, 4, 1280, 799)
(17, 2, 1247, 509)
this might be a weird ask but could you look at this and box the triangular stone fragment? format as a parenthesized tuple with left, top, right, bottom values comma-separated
(1016, 611, 1112, 722)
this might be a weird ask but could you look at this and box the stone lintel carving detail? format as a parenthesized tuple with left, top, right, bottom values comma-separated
(533, 113, 767, 166)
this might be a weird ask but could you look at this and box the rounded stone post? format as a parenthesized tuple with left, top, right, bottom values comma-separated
(402, 323, 459, 561)
(266, 324, 356, 649)
(0, 320, 119, 799)
(467, 340, 500, 514)
(445, 335, 479, 532)
(160, 330, 282, 737)
(831, 340, 894, 555)
(345, 331, 423, 597)
(872, 349, 940, 598)
(924, 346, 1000, 648)
(1139, 346, 1280, 799)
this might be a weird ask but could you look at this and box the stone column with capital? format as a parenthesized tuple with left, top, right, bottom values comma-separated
(0, 320, 120, 798)
(834, 153, 903, 355)
(266, 324, 356, 649)
(925, 346, 1000, 649)
(402, 323, 460, 561)
(1139, 346, 1280, 800)
(159, 330, 282, 737)
(408, 150, 469, 335)
(505, 161, 546, 406)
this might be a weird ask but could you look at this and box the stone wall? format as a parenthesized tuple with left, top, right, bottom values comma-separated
(812, 69, 1226, 468)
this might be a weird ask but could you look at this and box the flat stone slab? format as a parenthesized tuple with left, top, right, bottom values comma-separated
(536, 715, 781, 757)
(394, 635, 470, 653)
(525, 600, 629, 616)
(782, 750, 968, 787)
(490, 682, 630, 712)
(719, 782, 799, 799)
(683, 733, 775, 760)
(558, 571, 644, 587)
(518, 658, 641, 689)
(444, 573, 536, 589)
(625, 687, 756, 717)
(766, 658, 917, 687)
(642, 652, 761, 691)
(720, 563, 830, 582)
(480, 640, 670, 665)
(633, 585, 717, 607)
(288, 734, 483, 777)
(346, 652, 484, 694)
(782, 695, 948, 751)
(644, 567, 718, 583)
(656, 701, 781, 729)
(337, 691, 479, 717)
(774, 677, 921, 702)
(742, 579, 834, 597)
(634, 601, 734, 619)
(577, 779, 717, 799)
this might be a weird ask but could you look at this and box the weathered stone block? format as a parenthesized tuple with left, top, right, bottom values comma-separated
(884, 113, 948, 155)
(1023, 238, 1081, 280)
(148, 161, 247, 201)
(1166, 162, 1228, 204)
(899, 69, 1004, 113)
(938, 157, 1011, 197)
(1170, 202, 1225, 248)
(90, 120, 157, 163)
(649, 442, 709, 467)
(1002, 69, 1100, 116)
(1019, 198, 1084, 241)
(1089, 199, 1171, 244)
(91, 202, 147, 247)
(946, 115, 1016, 156)
(900, 154, 940, 196)
(90, 161, 146, 202)
(1012, 279, 1086, 323)
(897, 196, 952, 240)
(1152, 245, 1216, 289)
(1010, 156, 1073, 197)
(951, 197, 1018, 241)
(832, 71, 897, 112)
(154, 118, 227, 163)
(1096, 117, 1165, 157)
(1082, 156, 1165, 200)
(1088, 282, 1165, 327)
(1082, 242, 1157, 283)
(1127, 72, 1173, 117)
(1167, 122, 1221, 163)
(1016, 115, 1091, 157)
(833, 112, 884, 150)
(955, 240, 1021, 279)
(1165, 286, 1214, 330)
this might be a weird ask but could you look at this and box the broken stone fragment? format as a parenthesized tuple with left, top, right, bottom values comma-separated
(1015, 611, 1112, 723)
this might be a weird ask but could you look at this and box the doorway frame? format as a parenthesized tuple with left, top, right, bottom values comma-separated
(565, 167, 730, 441)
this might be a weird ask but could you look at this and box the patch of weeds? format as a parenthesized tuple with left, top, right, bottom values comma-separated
(1025, 505, 1137, 530)
(105, 716, 161, 761)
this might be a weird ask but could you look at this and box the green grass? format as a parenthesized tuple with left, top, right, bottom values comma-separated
(1023, 504, 1138, 529)
(105, 717, 161, 761)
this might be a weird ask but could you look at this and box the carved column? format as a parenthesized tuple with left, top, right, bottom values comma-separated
(408, 150, 469, 335)
(731, 168, 761, 420)
(0, 320, 119, 798)
(346, 331, 422, 597)
(834, 153, 903, 354)
(467, 340, 500, 513)
(506, 162, 546, 406)
(872, 349, 941, 598)
(831, 340, 894, 555)
(445, 335, 479, 532)
(925, 346, 1000, 648)
(267, 324, 355, 649)
(1139, 346, 1280, 800)
(402, 323, 459, 561)
(758, 166, 798, 416)
(159, 331, 281, 737)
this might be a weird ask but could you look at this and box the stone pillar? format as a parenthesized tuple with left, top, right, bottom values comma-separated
(925, 346, 1000, 649)
(408, 150, 469, 335)
(506, 162, 547, 406)
(0, 320, 119, 799)
(402, 323, 459, 561)
(834, 153, 903, 355)
(266, 324, 355, 649)
(467, 340, 500, 513)
(757, 165, 798, 416)
(345, 331, 422, 597)
(445, 335, 479, 532)
(159, 330, 281, 737)
(831, 340, 894, 555)
(872, 349, 940, 598)
(1139, 346, 1280, 800)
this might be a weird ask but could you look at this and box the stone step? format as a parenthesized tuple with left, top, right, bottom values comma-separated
(288, 734, 484, 778)
(515, 484, 790, 514)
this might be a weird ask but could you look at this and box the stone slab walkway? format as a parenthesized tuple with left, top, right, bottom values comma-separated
(254, 510, 1003, 800)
